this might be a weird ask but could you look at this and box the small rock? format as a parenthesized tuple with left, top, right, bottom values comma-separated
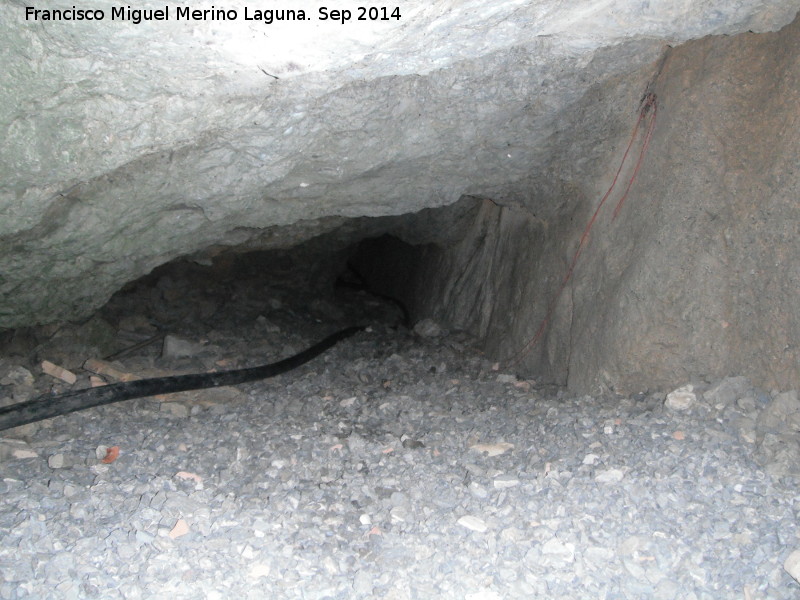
(703, 376, 752, 407)
(784, 549, 800, 583)
(401, 438, 425, 449)
(168, 519, 190, 539)
(135, 531, 154, 545)
(469, 482, 488, 499)
(413, 319, 444, 338)
(116, 543, 138, 561)
(595, 468, 625, 483)
(496, 373, 517, 384)
(160, 402, 190, 418)
(0, 439, 38, 461)
(0, 365, 34, 387)
(458, 515, 488, 532)
(249, 563, 271, 579)
(339, 396, 357, 407)
(617, 536, 645, 556)
(737, 418, 757, 443)
(584, 546, 615, 565)
(582, 453, 600, 465)
(542, 537, 575, 563)
(352, 570, 374, 596)
(175, 471, 203, 485)
(390, 506, 409, 523)
(665, 385, 696, 411)
(322, 556, 338, 575)
(48, 453, 66, 469)
(493, 474, 520, 489)
(469, 442, 514, 457)
(150, 491, 168, 509)
(14, 448, 41, 467)
(41, 360, 77, 385)
(162, 335, 204, 359)
(758, 390, 800, 433)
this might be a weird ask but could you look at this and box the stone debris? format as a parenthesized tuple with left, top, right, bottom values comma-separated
(168, 519, 190, 539)
(758, 390, 800, 432)
(162, 335, 205, 359)
(492, 474, 520, 489)
(0, 365, 36, 408)
(47, 453, 65, 469)
(160, 402, 190, 418)
(0, 262, 797, 600)
(457, 515, 488, 533)
(83, 358, 139, 382)
(249, 563, 272, 580)
(541, 537, 576, 563)
(664, 384, 696, 411)
(36, 317, 119, 370)
(582, 453, 600, 465)
(0, 365, 34, 388)
(468, 442, 514, 457)
(595, 468, 626, 483)
(0, 439, 38, 460)
(703, 376, 754, 408)
(40, 360, 77, 385)
(175, 471, 204, 484)
(784, 549, 800, 583)
(413, 318, 444, 338)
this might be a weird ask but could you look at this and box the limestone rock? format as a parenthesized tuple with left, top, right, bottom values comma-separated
(665, 385, 696, 411)
(784, 549, 800, 583)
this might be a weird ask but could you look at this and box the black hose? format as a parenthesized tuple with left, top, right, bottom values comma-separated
(0, 326, 363, 432)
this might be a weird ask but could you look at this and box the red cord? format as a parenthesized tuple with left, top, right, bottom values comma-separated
(613, 94, 657, 219)
(504, 93, 658, 369)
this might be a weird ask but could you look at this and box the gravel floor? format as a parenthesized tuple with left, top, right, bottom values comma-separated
(1, 263, 799, 600)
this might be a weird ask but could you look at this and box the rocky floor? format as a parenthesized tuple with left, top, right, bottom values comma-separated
(1, 257, 799, 599)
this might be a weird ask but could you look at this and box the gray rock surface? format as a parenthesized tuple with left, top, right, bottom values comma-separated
(1, 0, 797, 328)
(0, 269, 797, 599)
(360, 16, 800, 394)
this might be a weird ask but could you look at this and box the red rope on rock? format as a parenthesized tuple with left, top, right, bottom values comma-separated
(504, 93, 658, 369)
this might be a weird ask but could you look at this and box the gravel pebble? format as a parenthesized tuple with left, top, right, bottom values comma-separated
(1, 286, 798, 599)
(458, 515, 489, 533)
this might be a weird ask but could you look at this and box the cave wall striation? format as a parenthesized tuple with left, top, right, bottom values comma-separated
(405, 17, 800, 393)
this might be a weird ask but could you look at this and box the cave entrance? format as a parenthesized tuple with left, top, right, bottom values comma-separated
(0, 199, 490, 396)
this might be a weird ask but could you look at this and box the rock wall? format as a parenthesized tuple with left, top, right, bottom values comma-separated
(408, 16, 799, 394)
(2, 0, 797, 329)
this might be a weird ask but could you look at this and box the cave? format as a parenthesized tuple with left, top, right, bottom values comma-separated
(1, 2, 799, 598)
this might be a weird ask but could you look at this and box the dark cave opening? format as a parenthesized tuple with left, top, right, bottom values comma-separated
(0, 209, 463, 412)
(1, 196, 499, 395)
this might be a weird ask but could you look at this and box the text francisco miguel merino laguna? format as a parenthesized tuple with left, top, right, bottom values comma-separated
(24, 5, 402, 23)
